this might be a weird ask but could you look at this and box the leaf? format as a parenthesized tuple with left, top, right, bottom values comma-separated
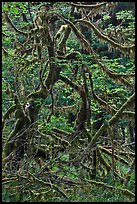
(103, 15, 111, 21)
(60, 154, 69, 161)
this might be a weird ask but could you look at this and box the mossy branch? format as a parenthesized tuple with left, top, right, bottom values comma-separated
(108, 93, 135, 125)
(99, 146, 128, 165)
(57, 14, 93, 54)
(96, 60, 133, 87)
(88, 68, 135, 118)
(88, 69, 117, 113)
(2, 105, 16, 131)
(123, 159, 135, 187)
(70, 2, 108, 9)
(76, 19, 135, 58)
(4, 12, 28, 36)
(82, 93, 135, 154)
(59, 75, 80, 92)
(83, 178, 135, 198)
(28, 172, 68, 199)
(58, 26, 71, 53)
(97, 149, 111, 172)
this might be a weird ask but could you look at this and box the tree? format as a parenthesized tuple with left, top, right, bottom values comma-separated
(2, 2, 135, 202)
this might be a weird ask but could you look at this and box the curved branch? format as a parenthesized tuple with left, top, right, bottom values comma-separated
(96, 60, 133, 87)
(88, 69, 135, 118)
(2, 47, 17, 58)
(4, 12, 28, 36)
(87, 68, 117, 113)
(59, 75, 80, 92)
(75, 19, 135, 58)
(70, 2, 108, 9)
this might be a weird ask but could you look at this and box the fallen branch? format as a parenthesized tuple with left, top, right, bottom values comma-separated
(28, 172, 68, 199)
(82, 178, 135, 198)
(99, 146, 128, 165)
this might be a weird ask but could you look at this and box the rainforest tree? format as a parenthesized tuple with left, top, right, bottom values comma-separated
(2, 2, 135, 202)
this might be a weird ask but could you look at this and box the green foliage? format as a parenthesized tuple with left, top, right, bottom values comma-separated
(116, 10, 134, 20)
(103, 14, 111, 21)
(60, 154, 69, 162)
(50, 115, 73, 132)
(2, 2, 135, 203)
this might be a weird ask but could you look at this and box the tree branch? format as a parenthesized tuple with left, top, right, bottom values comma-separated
(75, 19, 135, 58)
(70, 2, 108, 9)
(4, 12, 28, 36)
(81, 93, 135, 155)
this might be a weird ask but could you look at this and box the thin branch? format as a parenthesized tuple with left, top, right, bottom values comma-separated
(59, 75, 80, 92)
(4, 12, 28, 36)
(123, 159, 135, 187)
(99, 146, 128, 165)
(82, 178, 135, 198)
(28, 172, 68, 199)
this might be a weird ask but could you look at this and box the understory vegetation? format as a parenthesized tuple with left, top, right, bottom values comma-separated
(2, 2, 135, 202)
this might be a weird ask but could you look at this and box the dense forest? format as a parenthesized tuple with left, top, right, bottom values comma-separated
(2, 2, 135, 202)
